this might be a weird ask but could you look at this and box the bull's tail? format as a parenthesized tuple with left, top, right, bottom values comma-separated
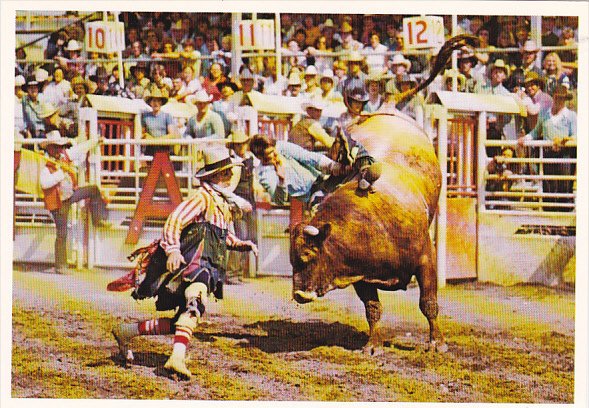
(394, 34, 479, 104)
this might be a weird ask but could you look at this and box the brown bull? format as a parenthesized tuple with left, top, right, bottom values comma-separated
(290, 35, 478, 354)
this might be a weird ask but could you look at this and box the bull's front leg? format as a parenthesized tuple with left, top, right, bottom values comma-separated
(416, 239, 447, 352)
(352, 281, 383, 355)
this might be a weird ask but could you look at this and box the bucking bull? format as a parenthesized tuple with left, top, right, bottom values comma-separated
(290, 35, 478, 354)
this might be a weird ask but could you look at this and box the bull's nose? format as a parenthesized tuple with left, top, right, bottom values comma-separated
(293, 290, 317, 304)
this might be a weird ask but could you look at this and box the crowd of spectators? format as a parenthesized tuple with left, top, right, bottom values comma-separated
(15, 12, 579, 210)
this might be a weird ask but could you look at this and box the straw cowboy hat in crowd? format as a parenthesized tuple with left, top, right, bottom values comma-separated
(304, 65, 319, 76)
(322, 18, 335, 31)
(521, 40, 539, 53)
(488, 59, 510, 77)
(36, 102, 60, 119)
(35, 68, 49, 83)
(301, 97, 326, 112)
(443, 69, 466, 90)
(40, 130, 72, 149)
(319, 69, 335, 83)
(390, 54, 412, 71)
(144, 87, 169, 105)
(365, 73, 382, 85)
(340, 21, 353, 33)
(287, 72, 302, 86)
(191, 89, 214, 103)
(194, 147, 243, 178)
(65, 39, 81, 52)
(225, 129, 251, 146)
(523, 71, 545, 88)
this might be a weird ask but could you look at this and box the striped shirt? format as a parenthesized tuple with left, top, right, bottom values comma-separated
(160, 183, 244, 255)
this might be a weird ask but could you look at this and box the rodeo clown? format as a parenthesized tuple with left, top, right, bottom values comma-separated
(109, 147, 258, 380)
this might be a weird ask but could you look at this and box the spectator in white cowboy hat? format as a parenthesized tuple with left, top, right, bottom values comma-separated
(341, 50, 367, 89)
(21, 77, 46, 138)
(364, 73, 384, 113)
(34, 68, 50, 94)
(335, 21, 363, 53)
(284, 71, 304, 98)
(55, 39, 85, 80)
(142, 88, 178, 157)
(318, 68, 343, 103)
(225, 129, 259, 284)
(110, 146, 257, 380)
(302, 65, 321, 97)
(474, 59, 511, 96)
(228, 67, 262, 111)
(184, 89, 225, 140)
(518, 40, 543, 76)
(15, 75, 26, 133)
(289, 97, 335, 151)
(321, 18, 338, 50)
(476, 59, 516, 156)
(395, 73, 424, 121)
(362, 33, 388, 76)
(37, 102, 77, 139)
(40, 130, 109, 274)
(384, 53, 411, 96)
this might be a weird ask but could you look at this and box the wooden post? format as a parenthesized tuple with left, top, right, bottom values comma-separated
(125, 150, 182, 244)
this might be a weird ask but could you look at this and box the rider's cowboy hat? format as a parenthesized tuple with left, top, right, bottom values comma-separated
(40, 130, 72, 149)
(194, 147, 243, 178)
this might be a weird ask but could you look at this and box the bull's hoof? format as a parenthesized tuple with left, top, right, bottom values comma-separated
(358, 342, 386, 356)
(425, 340, 448, 353)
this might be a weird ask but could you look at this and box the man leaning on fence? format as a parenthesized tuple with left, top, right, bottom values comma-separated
(518, 85, 576, 211)
(40, 130, 110, 274)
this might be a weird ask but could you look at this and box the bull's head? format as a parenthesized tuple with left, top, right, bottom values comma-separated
(290, 222, 333, 304)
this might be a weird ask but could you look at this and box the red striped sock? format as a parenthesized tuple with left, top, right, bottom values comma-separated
(138, 318, 172, 335)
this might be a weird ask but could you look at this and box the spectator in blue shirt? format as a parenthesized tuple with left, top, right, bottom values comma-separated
(141, 88, 178, 157)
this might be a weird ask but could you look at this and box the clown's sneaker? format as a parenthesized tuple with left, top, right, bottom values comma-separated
(164, 353, 192, 380)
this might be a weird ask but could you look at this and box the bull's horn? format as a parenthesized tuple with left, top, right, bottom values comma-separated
(303, 225, 320, 236)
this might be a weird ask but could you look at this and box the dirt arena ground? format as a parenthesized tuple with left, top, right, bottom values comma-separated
(11, 265, 575, 402)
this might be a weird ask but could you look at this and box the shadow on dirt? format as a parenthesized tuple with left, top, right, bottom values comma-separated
(194, 319, 369, 353)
